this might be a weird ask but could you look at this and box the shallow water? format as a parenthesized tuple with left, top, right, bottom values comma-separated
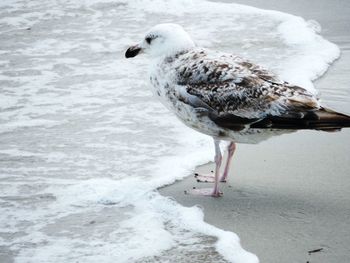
(0, 0, 345, 262)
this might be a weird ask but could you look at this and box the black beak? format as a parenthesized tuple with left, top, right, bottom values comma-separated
(125, 45, 142, 58)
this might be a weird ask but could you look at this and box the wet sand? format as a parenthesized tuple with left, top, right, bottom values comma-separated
(160, 1, 350, 262)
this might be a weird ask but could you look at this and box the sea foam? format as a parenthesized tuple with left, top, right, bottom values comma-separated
(0, 0, 339, 262)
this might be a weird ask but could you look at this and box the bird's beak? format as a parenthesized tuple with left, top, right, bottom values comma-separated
(125, 44, 143, 58)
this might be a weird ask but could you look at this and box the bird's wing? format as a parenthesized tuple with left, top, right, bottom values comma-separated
(173, 50, 320, 128)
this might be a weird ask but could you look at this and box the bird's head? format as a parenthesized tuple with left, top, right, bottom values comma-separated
(125, 23, 195, 59)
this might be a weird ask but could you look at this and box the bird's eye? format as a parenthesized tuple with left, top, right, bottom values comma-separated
(145, 36, 153, 44)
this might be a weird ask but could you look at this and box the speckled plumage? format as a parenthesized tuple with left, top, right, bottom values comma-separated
(164, 49, 318, 116)
(149, 48, 324, 142)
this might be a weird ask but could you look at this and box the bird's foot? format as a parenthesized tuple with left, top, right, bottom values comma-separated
(194, 172, 215, 183)
(194, 174, 228, 183)
(211, 190, 223, 197)
(219, 176, 228, 183)
(185, 188, 223, 197)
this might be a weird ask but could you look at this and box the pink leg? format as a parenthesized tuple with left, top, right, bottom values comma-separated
(220, 142, 236, 182)
(211, 138, 222, 197)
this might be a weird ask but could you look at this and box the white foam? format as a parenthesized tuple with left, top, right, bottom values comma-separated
(0, 0, 340, 262)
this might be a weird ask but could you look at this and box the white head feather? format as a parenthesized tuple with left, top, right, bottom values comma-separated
(126, 23, 195, 59)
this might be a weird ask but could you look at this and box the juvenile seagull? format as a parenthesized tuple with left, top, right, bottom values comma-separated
(125, 23, 350, 197)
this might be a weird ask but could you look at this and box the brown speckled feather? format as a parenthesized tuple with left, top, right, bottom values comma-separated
(173, 49, 320, 122)
(150, 48, 350, 133)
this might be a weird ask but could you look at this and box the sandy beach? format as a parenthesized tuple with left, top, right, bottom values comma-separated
(160, 1, 350, 262)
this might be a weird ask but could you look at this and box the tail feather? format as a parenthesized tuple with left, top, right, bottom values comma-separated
(310, 107, 350, 130)
(251, 107, 350, 131)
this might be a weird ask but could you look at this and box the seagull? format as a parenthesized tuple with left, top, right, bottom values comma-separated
(125, 23, 350, 197)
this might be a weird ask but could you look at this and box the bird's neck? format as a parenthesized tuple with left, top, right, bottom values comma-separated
(152, 48, 192, 66)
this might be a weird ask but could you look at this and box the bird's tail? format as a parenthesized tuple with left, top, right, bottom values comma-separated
(312, 107, 350, 131)
(251, 107, 350, 131)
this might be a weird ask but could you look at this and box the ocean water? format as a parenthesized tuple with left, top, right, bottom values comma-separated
(0, 0, 340, 262)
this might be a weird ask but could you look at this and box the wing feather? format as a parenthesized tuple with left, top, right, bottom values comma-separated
(173, 49, 320, 123)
